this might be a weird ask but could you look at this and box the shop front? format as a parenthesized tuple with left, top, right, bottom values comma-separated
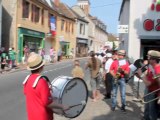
(119, 0, 160, 61)
(18, 27, 45, 62)
(76, 38, 88, 57)
(141, 38, 160, 60)
(60, 41, 70, 56)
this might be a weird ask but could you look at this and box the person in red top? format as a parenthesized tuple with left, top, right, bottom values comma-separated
(137, 50, 160, 120)
(23, 52, 68, 120)
(110, 50, 130, 112)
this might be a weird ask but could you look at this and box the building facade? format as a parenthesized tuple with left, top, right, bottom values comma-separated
(17, 0, 55, 62)
(0, 1, 2, 47)
(2, 0, 52, 62)
(119, 0, 160, 61)
(72, 6, 89, 57)
(90, 16, 108, 52)
(2, 0, 77, 62)
(76, 0, 108, 53)
(45, 0, 77, 58)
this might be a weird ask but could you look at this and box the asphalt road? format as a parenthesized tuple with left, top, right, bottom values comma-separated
(0, 59, 91, 120)
(0, 58, 145, 120)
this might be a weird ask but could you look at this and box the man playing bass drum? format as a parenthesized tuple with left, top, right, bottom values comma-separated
(110, 50, 130, 112)
(23, 52, 68, 120)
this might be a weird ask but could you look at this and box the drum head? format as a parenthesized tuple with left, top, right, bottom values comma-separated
(61, 77, 88, 118)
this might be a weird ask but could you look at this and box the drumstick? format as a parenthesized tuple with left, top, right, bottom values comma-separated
(68, 101, 86, 109)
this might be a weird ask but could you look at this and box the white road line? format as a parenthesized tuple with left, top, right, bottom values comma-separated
(21, 64, 72, 74)
(44, 64, 72, 73)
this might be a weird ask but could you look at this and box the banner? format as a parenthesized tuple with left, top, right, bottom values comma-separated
(50, 16, 56, 36)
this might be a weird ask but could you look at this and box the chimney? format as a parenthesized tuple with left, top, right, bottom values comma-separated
(54, 0, 60, 6)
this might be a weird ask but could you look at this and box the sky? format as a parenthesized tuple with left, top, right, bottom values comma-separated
(61, 0, 122, 35)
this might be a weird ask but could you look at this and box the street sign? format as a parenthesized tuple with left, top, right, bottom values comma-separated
(118, 25, 128, 33)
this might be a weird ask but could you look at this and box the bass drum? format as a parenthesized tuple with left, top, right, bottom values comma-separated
(51, 76, 88, 118)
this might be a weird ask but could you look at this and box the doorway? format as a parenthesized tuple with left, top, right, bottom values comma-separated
(141, 39, 160, 60)
(23, 36, 42, 53)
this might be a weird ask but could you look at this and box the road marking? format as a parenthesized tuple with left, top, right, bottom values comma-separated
(17, 64, 72, 74)
(43, 64, 72, 73)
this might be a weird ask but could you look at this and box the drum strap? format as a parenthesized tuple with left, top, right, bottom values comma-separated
(23, 75, 31, 85)
(23, 75, 51, 88)
(32, 76, 42, 88)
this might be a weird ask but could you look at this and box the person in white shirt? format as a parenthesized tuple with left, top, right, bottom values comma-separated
(104, 53, 113, 99)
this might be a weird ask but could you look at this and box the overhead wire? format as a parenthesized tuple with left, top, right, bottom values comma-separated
(90, 2, 122, 9)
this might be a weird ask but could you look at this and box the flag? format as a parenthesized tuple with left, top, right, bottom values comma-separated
(50, 16, 56, 36)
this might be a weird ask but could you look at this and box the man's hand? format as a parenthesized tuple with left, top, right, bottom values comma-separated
(118, 67, 125, 74)
(118, 67, 123, 72)
(136, 68, 143, 77)
(62, 106, 70, 111)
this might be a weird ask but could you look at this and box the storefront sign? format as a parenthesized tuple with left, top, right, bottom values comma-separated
(78, 39, 88, 44)
(27, 30, 41, 36)
(143, 1, 160, 31)
(143, 19, 160, 31)
(117, 25, 128, 33)
(19, 28, 45, 38)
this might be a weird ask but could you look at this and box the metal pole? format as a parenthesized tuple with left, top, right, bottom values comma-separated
(137, 78, 140, 99)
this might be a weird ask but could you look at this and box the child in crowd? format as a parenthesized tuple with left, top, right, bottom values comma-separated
(71, 60, 84, 79)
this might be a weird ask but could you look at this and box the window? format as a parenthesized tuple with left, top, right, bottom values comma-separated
(83, 24, 85, 35)
(68, 22, 70, 33)
(80, 23, 83, 34)
(48, 13, 50, 27)
(61, 19, 65, 31)
(31, 5, 35, 22)
(66, 22, 68, 32)
(72, 23, 74, 34)
(41, 9, 44, 25)
(35, 6, 40, 22)
(31, 4, 40, 23)
(22, 0, 30, 18)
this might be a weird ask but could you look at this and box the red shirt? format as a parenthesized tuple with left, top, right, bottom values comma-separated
(147, 65, 160, 92)
(23, 74, 53, 120)
(110, 59, 130, 78)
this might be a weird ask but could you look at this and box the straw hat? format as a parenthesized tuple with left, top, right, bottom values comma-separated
(147, 50, 160, 59)
(117, 50, 126, 56)
(27, 52, 45, 70)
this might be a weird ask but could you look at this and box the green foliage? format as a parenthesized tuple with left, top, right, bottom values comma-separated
(112, 41, 116, 50)
(157, 0, 160, 4)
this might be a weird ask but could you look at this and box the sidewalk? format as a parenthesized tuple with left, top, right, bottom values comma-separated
(54, 83, 144, 120)
(0, 58, 76, 73)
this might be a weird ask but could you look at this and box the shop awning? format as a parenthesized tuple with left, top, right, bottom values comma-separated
(139, 35, 160, 40)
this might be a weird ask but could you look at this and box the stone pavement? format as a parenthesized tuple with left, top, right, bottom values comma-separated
(54, 83, 144, 120)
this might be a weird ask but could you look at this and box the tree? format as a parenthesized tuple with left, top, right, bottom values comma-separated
(112, 41, 117, 50)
